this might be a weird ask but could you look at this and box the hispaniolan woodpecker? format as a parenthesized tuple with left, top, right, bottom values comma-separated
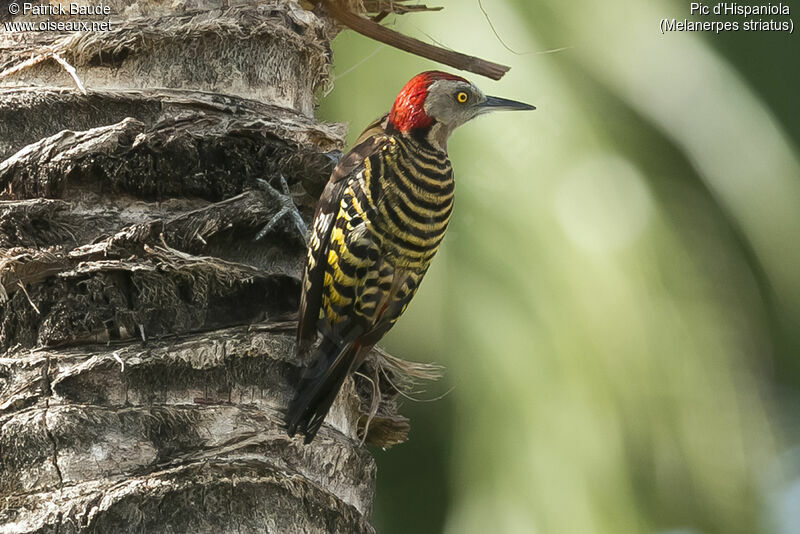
(287, 71, 535, 443)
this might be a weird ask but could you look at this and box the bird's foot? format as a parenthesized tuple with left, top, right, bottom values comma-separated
(253, 175, 308, 243)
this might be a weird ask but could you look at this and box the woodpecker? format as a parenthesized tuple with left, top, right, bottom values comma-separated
(286, 71, 535, 443)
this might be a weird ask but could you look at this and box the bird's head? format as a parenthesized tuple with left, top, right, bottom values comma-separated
(386, 71, 535, 147)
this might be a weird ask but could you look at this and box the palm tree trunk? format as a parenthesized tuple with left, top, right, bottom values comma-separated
(0, 2, 410, 532)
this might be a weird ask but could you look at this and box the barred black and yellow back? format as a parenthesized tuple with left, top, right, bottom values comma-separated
(324, 133, 453, 321)
(287, 130, 454, 442)
(286, 71, 534, 443)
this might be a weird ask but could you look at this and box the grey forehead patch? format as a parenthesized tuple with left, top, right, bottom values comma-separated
(427, 79, 473, 93)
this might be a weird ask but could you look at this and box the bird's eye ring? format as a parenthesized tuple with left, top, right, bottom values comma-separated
(456, 92, 469, 103)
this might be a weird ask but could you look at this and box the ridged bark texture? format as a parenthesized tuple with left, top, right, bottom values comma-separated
(0, 1, 410, 532)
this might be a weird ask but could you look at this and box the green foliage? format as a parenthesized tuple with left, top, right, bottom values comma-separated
(319, 3, 800, 532)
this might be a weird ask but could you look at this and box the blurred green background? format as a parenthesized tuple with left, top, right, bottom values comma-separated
(317, 2, 800, 533)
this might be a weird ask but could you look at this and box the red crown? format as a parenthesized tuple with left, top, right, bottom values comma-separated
(387, 71, 467, 133)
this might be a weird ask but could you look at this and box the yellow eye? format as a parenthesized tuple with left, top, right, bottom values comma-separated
(456, 91, 469, 103)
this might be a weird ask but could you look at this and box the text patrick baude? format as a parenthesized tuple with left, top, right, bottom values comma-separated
(20, 3, 112, 16)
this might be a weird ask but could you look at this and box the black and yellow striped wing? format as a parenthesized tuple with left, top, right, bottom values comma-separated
(298, 114, 454, 355)
(296, 127, 386, 355)
(289, 117, 454, 442)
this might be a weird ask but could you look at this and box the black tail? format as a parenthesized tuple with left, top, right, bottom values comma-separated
(285, 337, 358, 443)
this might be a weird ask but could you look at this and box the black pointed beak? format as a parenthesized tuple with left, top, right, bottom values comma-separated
(481, 95, 536, 112)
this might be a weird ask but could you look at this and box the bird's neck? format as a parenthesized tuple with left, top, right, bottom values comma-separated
(425, 122, 453, 152)
(390, 122, 451, 155)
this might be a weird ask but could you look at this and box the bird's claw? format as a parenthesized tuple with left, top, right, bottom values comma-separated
(253, 175, 308, 243)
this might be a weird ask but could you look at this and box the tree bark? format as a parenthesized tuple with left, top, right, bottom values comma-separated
(0, 1, 413, 532)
